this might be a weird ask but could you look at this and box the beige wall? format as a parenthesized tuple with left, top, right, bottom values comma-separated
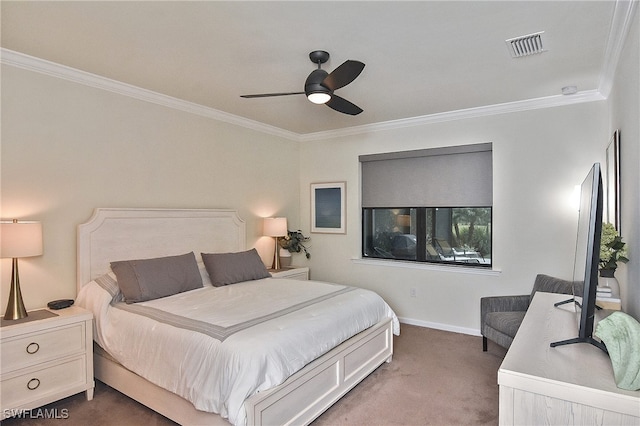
(299, 102, 610, 333)
(609, 5, 639, 318)
(2, 15, 638, 332)
(1, 65, 301, 311)
(298, 8, 640, 332)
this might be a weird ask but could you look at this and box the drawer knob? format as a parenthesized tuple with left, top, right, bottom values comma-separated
(26, 342, 40, 354)
(27, 378, 41, 390)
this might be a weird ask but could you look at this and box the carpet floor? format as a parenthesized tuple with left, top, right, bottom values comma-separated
(2, 324, 507, 426)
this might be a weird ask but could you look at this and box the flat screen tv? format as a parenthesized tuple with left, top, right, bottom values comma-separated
(551, 162, 607, 352)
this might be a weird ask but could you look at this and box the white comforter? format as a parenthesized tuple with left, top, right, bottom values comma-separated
(77, 277, 399, 425)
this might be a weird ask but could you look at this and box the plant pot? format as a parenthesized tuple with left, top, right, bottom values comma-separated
(598, 269, 620, 298)
(279, 248, 292, 268)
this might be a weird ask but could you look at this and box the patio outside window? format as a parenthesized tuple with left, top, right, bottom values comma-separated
(362, 207, 491, 267)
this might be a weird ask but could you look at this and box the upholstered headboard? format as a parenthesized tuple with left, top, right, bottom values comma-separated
(77, 208, 246, 293)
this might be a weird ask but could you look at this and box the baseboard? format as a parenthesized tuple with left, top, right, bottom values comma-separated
(398, 317, 481, 337)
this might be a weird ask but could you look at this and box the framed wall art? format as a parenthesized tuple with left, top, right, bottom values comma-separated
(311, 182, 346, 234)
(605, 129, 621, 231)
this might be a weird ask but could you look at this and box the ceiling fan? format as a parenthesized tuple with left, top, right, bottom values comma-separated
(240, 50, 365, 115)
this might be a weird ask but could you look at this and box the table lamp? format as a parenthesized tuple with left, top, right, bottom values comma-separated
(264, 217, 287, 270)
(2, 220, 43, 320)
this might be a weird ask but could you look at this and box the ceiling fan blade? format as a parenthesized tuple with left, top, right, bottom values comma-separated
(322, 60, 365, 91)
(240, 92, 304, 98)
(326, 94, 363, 115)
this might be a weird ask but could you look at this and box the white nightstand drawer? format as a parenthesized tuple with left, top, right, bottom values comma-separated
(1, 356, 86, 409)
(270, 267, 310, 280)
(1, 323, 85, 373)
(281, 271, 308, 280)
(0, 307, 94, 419)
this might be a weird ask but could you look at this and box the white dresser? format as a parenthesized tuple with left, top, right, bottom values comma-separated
(1, 307, 94, 419)
(498, 292, 640, 425)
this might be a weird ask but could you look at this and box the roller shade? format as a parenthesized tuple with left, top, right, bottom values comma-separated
(360, 143, 492, 208)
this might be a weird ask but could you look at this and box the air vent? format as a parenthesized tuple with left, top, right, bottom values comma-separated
(506, 31, 545, 58)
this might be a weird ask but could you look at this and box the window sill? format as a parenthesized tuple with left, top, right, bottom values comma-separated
(351, 257, 502, 276)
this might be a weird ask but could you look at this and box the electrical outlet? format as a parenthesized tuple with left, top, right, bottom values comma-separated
(410, 288, 416, 298)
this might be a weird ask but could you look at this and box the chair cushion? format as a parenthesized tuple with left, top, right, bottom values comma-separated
(485, 311, 527, 339)
(483, 326, 516, 350)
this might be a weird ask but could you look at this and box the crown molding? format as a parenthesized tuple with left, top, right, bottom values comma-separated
(2, 0, 632, 148)
(299, 90, 606, 142)
(301, 0, 636, 142)
(599, 0, 638, 98)
(0, 48, 300, 141)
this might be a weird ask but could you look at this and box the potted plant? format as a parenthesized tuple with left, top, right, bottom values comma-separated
(279, 230, 311, 259)
(598, 223, 629, 297)
(599, 223, 629, 275)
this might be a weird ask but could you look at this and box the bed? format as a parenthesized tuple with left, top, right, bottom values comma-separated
(76, 208, 398, 425)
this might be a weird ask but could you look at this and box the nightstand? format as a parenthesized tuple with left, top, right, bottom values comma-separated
(269, 266, 310, 280)
(596, 296, 621, 310)
(1, 306, 94, 419)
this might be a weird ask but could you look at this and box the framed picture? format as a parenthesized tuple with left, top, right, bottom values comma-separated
(311, 182, 346, 234)
(605, 129, 621, 231)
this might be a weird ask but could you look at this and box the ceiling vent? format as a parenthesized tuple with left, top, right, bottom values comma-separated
(506, 31, 545, 58)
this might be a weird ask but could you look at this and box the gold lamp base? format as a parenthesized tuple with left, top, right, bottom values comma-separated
(4, 258, 28, 320)
(271, 237, 282, 271)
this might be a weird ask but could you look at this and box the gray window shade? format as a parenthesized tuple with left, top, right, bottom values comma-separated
(360, 143, 492, 208)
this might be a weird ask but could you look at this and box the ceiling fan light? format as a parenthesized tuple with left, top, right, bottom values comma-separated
(307, 92, 331, 104)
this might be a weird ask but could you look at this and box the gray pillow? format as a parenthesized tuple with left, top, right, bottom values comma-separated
(111, 252, 203, 303)
(201, 248, 271, 287)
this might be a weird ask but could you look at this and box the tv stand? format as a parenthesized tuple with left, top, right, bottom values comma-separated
(550, 336, 608, 352)
(498, 292, 639, 425)
(549, 297, 608, 352)
(554, 297, 579, 307)
(554, 296, 603, 310)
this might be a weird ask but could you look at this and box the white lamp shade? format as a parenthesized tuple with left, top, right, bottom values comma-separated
(263, 217, 288, 237)
(1, 221, 43, 258)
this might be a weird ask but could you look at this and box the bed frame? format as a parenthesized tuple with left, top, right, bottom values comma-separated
(77, 208, 394, 425)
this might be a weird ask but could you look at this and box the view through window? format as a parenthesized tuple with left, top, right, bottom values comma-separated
(362, 207, 491, 267)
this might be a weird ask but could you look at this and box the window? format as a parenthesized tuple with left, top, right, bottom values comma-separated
(360, 143, 492, 268)
(362, 207, 491, 266)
